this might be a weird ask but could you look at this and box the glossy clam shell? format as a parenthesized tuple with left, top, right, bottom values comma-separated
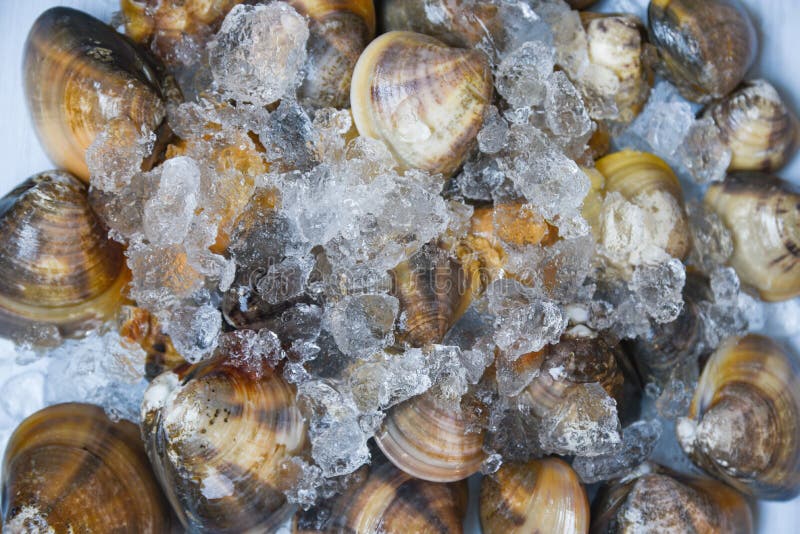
(596, 150, 691, 261)
(1, 403, 172, 532)
(390, 243, 471, 347)
(704, 172, 800, 301)
(350, 31, 493, 177)
(294, 458, 467, 533)
(590, 468, 753, 534)
(708, 79, 799, 172)
(290, 0, 376, 108)
(141, 357, 307, 532)
(480, 457, 589, 534)
(0, 171, 128, 337)
(122, 0, 243, 47)
(375, 391, 486, 482)
(24, 7, 170, 182)
(677, 334, 800, 500)
(648, 0, 757, 103)
(380, 0, 499, 48)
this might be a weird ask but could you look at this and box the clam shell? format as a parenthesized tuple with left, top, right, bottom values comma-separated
(375, 391, 486, 482)
(648, 0, 757, 102)
(2, 403, 173, 532)
(0, 171, 129, 337)
(704, 172, 800, 301)
(24, 7, 171, 182)
(350, 31, 493, 177)
(708, 79, 799, 172)
(677, 334, 800, 500)
(480, 457, 589, 534)
(141, 356, 307, 532)
(380, 0, 499, 48)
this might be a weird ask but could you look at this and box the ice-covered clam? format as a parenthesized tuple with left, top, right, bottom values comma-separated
(350, 31, 493, 177)
(480, 457, 589, 534)
(24, 7, 175, 182)
(704, 172, 800, 301)
(375, 391, 486, 482)
(648, 0, 757, 102)
(294, 456, 467, 533)
(677, 334, 800, 500)
(379, 0, 499, 48)
(591, 465, 753, 533)
(0, 171, 129, 338)
(289, 0, 376, 108)
(141, 355, 307, 532)
(708, 79, 799, 172)
(1, 403, 173, 532)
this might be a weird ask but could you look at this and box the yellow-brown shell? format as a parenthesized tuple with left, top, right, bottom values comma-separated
(1, 403, 173, 532)
(647, 0, 757, 103)
(375, 391, 486, 482)
(595, 150, 691, 262)
(704, 172, 800, 301)
(0, 171, 129, 338)
(480, 457, 590, 534)
(380, 0, 499, 48)
(141, 357, 307, 532)
(708, 79, 800, 172)
(294, 457, 467, 533)
(24, 7, 172, 182)
(118, 306, 186, 379)
(590, 467, 753, 533)
(676, 334, 800, 500)
(289, 0, 376, 108)
(350, 31, 493, 177)
(390, 244, 471, 347)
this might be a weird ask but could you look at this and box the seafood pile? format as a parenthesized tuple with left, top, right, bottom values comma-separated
(1, 0, 800, 532)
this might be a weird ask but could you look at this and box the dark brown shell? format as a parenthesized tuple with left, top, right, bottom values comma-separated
(0, 171, 128, 338)
(24, 7, 173, 182)
(567, 0, 599, 8)
(141, 356, 307, 532)
(480, 457, 589, 534)
(648, 0, 757, 103)
(590, 467, 753, 533)
(677, 335, 800, 500)
(118, 306, 186, 379)
(1, 403, 173, 532)
(294, 457, 466, 533)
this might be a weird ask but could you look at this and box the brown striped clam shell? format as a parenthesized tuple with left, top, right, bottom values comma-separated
(350, 31, 493, 177)
(141, 356, 307, 532)
(24, 7, 173, 182)
(647, 0, 757, 103)
(289, 0, 376, 108)
(0, 171, 129, 338)
(1, 403, 173, 532)
(677, 334, 800, 500)
(704, 172, 800, 301)
(480, 457, 590, 534)
(294, 456, 466, 533)
(375, 391, 486, 482)
(708, 79, 799, 173)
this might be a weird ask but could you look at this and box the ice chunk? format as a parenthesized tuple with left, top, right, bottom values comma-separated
(255, 256, 315, 305)
(208, 3, 309, 106)
(495, 40, 555, 109)
(324, 294, 399, 359)
(477, 106, 510, 155)
(676, 117, 731, 184)
(545, 71, 592, 139)
(143, 157, 201, 246)
(86, 118, 155, 193)
(162, 302, 222, 363)
(687, 201, 734, 273)
(629, 259, 686, 324)
(572, 419, 662, 483)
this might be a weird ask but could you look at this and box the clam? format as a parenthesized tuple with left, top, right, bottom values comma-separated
(708, 79, 799, 172)
(676, 334, 800, 500)
(647, 0, 757, 103)
(294, 456, 467, 533)
(118, 306, 186, 379)
(379, 0, 499, 48)
(141, 355, 307, 532)
(595, 150, 691, 264)
(0, 171, 129, 338)
(1, 403, 173, 532)
(704, 172, 800, 301)
(289, 0, 376, 108)
(24, 7, 174, 182)
(391, 243, 471, 347)
(350, 31, 493, 177)
(480, 457, 589, 534)
(375, 391, 486, 482)
(590, 465, 754, 533)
